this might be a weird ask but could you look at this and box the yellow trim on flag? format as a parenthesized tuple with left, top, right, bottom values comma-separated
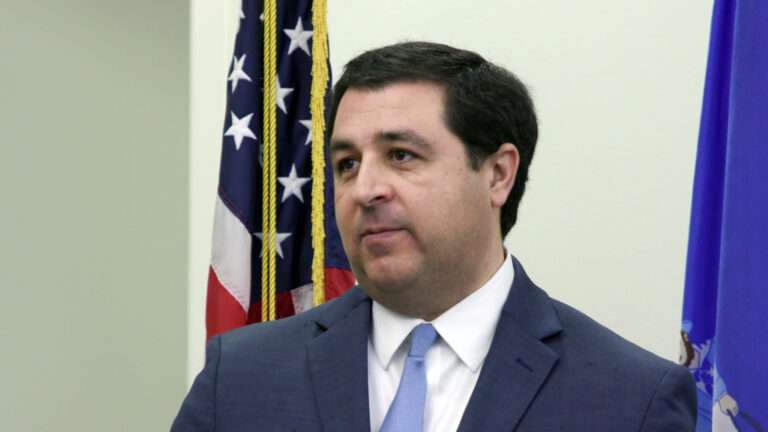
(310, 0, 329, 306)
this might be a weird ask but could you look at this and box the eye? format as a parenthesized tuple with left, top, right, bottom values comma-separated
(391, 149, 414, 162)
(336, 158, 359, 173)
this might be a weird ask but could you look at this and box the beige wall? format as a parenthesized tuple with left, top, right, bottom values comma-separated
(0, 1, 189, 430)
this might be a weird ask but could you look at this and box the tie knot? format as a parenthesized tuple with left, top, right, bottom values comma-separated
(408, 323, 437, 358)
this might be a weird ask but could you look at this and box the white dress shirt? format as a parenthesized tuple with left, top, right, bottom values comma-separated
(367, 253, 515, 432)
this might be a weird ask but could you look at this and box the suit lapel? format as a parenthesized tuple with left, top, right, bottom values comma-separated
(307, 288, 372, 432)
(458, 257, 563, 432)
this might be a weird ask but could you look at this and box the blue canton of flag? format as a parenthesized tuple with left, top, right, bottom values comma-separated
(681, 1, 768, 431)
(206, 0, 354, 339)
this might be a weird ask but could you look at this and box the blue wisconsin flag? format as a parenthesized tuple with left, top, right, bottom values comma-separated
(681, 1, 768, 431)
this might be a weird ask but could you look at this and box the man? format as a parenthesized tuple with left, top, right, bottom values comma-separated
(172, 42, 696, 431)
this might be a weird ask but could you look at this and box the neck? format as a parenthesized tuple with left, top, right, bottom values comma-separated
(420, 243, 506, 320)
(366, 241, 503, 321)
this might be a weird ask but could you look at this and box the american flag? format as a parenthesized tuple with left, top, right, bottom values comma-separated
(206, 0, 354, 340)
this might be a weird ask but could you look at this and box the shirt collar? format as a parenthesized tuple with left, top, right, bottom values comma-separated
(370, 252, 515, 372)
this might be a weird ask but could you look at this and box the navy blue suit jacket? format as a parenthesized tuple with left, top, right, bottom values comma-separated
(172, 258, 696, 431)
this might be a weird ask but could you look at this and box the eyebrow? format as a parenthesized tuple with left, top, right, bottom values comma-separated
(375, 129, 434, 152)
(329, 129, 434, 155)
(329, 139, 355, 155)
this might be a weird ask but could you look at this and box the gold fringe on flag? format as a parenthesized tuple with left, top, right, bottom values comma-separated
(310, 0, 330, 306)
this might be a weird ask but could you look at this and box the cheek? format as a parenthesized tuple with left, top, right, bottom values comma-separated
(443, 184, 490, 232)
(334, 196, 354, 240)
(334, 186, 353, 217)
(409, 186, 475, 236)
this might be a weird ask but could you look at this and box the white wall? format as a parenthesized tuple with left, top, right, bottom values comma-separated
(187, 0, 242, 387)
(188, 0, 713, 380)
(0, 1, 189, 430)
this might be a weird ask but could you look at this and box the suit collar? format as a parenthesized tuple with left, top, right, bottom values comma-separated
(458, 256, 563, 431)
(502, 256, 563, 340)
(307, 287, 372, 432)
(312, 285, 369, 330)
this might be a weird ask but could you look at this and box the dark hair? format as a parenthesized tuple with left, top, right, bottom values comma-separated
(329, 41, 538, 236)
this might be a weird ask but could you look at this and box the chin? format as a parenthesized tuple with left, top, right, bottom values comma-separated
(362, 271, 413, 294)
(356, 260, 418, 294)
(349, 246, 426, 293)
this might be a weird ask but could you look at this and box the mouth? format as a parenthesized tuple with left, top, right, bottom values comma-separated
(362, 226, 402, 236)
(360, 227, 404, 240)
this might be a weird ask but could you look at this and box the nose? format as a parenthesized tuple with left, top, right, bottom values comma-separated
(350, 158, 394, 207)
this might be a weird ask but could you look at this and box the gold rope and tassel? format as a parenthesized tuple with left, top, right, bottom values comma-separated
(262, 0, 278, 322)
(310, 0, 330, 306)
(262, 0, 329, 319)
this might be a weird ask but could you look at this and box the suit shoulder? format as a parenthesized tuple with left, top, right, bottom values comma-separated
(217, 287, 366, 356)
(495, 259, 696, 429)
(534, 298, 696, 429)
(549, 298, 680, 375)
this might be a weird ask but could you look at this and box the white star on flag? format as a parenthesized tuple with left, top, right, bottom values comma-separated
(284, 18, 313, 56)
(228, 54, 251, 93)
(224, 112, 256, 150)
(299, 119, 313, 145)
(240, 8, 245, 19)
(276, 76, 294, 114)
(255, 232, 292, 259)
(278, 164, 311, 203)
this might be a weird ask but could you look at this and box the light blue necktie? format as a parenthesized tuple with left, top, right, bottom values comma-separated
(380, 323, 438, 432)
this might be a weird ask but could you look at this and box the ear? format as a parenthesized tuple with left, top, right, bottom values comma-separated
(487, 143, 519, 209)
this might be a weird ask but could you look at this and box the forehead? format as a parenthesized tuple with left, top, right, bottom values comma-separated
(331, 82, 449, 140)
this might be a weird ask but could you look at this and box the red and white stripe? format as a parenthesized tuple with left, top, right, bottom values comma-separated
(206, 195, 357, 340)
(206, 195, 251, 340)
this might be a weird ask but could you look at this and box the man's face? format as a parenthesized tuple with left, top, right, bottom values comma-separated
(330, 82, 506, 318)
